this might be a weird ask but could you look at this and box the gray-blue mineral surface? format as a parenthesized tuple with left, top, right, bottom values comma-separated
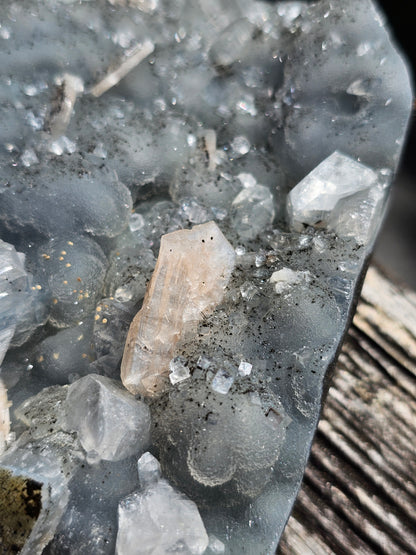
(0, 0, 412, 553)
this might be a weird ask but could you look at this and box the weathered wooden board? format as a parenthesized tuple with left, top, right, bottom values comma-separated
(278, 266, 416, 555)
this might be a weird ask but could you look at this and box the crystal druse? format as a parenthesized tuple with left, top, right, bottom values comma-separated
(0, 0, 412, 554)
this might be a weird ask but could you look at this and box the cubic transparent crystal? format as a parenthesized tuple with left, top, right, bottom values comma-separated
(211, 369, 234, 395)
(238, 361, 252, 377)
(169, 357, 191, 385)
(197, 355, 211, 370)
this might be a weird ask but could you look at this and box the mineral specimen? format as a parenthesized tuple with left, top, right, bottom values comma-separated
(0, 239, 47, 357)
(0, 0, 412, 553)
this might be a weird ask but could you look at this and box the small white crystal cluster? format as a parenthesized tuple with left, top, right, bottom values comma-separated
(116, 452, 208, 555)
(0, 0, 412, 553)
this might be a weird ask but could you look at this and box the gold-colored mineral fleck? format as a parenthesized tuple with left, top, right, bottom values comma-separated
(121, 221, 236, 396)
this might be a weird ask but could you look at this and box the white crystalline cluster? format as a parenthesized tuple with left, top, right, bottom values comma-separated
(270, 268, 312, 294)
(117, 453, 208, 555)
(287, 151, 385, 244)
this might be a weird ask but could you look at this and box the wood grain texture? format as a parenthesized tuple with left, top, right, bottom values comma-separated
(278, 266, 416, 555)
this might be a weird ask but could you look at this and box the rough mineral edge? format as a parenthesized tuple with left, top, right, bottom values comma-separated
(121, 221, 236, 396)
(0, 452, 70, 555)
(0, 379, 12, 455)
(0, 326, 15, 367)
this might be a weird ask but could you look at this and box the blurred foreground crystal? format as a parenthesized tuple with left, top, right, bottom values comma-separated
(0, 386, 84, 554)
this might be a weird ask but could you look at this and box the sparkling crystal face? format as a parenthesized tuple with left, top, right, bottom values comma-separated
(0, 0, 412, 553)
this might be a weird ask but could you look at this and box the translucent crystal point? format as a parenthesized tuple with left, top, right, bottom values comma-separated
(287, 151, 385, 243)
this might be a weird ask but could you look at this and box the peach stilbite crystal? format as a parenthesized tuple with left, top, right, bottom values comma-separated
(121, 221, 236, 396)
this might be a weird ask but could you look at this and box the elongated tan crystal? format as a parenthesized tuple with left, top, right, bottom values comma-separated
(121, 221, 235, 396)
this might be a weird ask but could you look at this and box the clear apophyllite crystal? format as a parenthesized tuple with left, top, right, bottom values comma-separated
(287, 151, 386, 244)
(116, 459, 208, 555)
(0, 0, 412, 552)
(211, 369, 234, 394)
(169, 357, 191, 385)
(64, 374, 151, 462)
(137, 451, 161, 486)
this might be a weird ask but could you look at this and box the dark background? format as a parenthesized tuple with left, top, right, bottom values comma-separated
(373, 1, 415, 289)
